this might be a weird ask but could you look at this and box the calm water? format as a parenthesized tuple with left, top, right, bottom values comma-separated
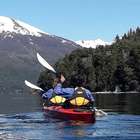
(0, 92, 139, 140)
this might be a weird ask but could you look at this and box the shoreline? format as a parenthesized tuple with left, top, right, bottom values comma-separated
(93, 91, 140, 94)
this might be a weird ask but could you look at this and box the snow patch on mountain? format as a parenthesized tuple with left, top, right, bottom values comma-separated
(0, 16, 48, 37)
(61, 40, 67, 43)
(76, 39, 111, 48)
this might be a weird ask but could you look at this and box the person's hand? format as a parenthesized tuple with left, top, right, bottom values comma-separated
(60, 74, 65, 83)
(53, 78, 59, 87)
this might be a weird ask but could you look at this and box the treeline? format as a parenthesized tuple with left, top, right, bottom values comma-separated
(38, 27, 140, 92)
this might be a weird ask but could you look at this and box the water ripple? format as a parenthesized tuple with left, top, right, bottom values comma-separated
(0, 111, 139, 140)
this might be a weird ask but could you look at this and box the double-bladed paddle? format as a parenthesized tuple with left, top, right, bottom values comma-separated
(36, 52, 107, 116)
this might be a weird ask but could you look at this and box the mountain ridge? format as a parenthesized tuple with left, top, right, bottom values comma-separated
(0, 16, 81, 93)
(0, 16, 48, 36)
(76, 38, 111, 48)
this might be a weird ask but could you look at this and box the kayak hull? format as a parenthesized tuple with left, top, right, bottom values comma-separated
(44, 106, 95, 123)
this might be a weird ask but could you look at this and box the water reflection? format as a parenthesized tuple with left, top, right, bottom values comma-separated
(0, 91, 139, 115)
(95, 93, 140, 115)
(0, 91, 41, 114)
(0, 111, 139, 140)
(54, 120, 95, 139)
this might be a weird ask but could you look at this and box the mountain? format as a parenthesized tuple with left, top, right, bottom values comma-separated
(0, 16, 48, 36)
(76, 39, 111, 48)
(0, 16, 81, 93)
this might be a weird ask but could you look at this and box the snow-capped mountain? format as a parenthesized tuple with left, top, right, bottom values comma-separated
(76, 39, 111, 48)
(0, 16, 48, 37)
(0, 16, 81, 94)
(0, 16, 80, 48)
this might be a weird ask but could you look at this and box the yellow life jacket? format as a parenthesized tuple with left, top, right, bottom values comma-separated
(49, 92, 66, 105)
(69, 87, 90, 106)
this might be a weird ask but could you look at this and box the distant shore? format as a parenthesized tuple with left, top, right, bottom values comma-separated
(93, 91, 139, 94)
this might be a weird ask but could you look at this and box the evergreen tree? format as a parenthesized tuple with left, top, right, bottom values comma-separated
(38, 27, 140, 92)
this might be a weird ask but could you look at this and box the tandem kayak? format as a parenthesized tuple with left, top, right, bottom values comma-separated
(43, 106, 96, 123)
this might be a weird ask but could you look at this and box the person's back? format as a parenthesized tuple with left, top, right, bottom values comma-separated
(70, 75, 94, 101)
(42, 74, 94, 106)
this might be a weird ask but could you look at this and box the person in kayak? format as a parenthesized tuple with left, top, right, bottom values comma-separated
(42, 73, 94, 107)
(63, 74, 94, 108)
(42, 73, 74, 100)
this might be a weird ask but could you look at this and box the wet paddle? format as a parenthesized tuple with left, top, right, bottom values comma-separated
(24, 80, 44, 91)
(37, 53, 56, 73)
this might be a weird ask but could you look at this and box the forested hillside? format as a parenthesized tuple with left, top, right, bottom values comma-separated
(38, 27, 140, 92)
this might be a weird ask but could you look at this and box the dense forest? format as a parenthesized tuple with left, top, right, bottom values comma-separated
(38, 27, 140, 92)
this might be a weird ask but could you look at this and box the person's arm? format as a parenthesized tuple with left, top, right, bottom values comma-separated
(53, 83, 63, 94)
(54, 83, 74, 98)
(42, 89, 53, 99)
(85, 89, 94, 101)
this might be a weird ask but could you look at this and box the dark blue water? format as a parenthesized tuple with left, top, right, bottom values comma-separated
(0, 93, 139, 140)
(0, 112, 139, 140)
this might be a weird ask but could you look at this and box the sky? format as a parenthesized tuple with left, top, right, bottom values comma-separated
(0, 0, 140, 42)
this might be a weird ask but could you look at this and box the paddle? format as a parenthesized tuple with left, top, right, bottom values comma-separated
(94, 108, 108, 116)
(24, 80, 44, 91)
(36, 52, 107, 116)
(37, 53, 56, 73)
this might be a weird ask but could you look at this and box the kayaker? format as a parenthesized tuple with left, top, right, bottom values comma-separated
(63, 74, 94, 108)
(42, 73, 74, 99)
(42, 74, 94, 107)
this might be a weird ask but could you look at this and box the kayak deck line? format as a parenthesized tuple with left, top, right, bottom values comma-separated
(44, 106, 94, 114)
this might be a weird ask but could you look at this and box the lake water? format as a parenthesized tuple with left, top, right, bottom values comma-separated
(0, 92, 139, 140)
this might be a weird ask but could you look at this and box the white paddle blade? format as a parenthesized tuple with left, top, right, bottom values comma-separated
(24, 80, 44, 91)
(37, 53, 56, 73)
(95, 108, 107, 117)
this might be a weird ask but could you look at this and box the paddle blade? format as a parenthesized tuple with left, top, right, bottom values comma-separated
(24, 80, 44, 91)
(37, 53, 56, 73)
(95, 108, 108, 116)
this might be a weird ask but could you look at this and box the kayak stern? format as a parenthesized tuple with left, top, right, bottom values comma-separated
(44, 106, 95, 123)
